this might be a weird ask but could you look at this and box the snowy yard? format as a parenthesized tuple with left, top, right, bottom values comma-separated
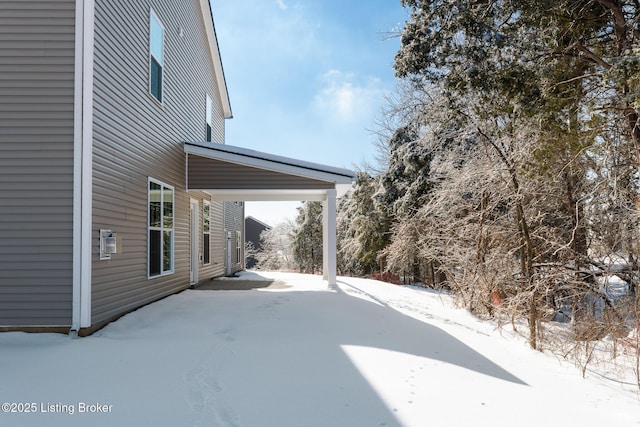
(0, 272, 638, 427)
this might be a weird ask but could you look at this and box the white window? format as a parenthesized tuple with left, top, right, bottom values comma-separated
(206, 94, 213, 142)
(148, 179, 174, 277)
(203, 200, 211, 265)
(149, 10, 164, 102)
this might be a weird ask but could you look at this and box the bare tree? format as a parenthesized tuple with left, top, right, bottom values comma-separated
(254, 220, 295, 272)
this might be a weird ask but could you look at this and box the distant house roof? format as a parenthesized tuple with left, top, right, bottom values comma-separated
(245, 216, 272, 230)
(200, 0, 232, 118)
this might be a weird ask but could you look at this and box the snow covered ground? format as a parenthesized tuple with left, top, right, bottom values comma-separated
(0, 272, 638, 427)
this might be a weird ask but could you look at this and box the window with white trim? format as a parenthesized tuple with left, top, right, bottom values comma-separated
(149, 179, 174, 277)
(206, 94, 213, 142)
(149, 10, 164, 102)
(203, 200, 211, 265)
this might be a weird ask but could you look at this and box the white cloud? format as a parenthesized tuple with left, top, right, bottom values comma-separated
(312, 70, 384, 122)
(211, 0, 400, 169)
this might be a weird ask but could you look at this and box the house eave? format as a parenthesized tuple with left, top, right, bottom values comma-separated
(185, 141, 355, 187)
(200, 0, 232, 119)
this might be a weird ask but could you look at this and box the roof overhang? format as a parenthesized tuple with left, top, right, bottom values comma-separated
(184, 142, 355, 201)
(199, 0, 232, 119)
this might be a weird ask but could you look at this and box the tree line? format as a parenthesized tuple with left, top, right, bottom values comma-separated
(256, 2, 640, 362)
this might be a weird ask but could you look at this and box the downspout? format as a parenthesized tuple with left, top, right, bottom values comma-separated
(241, 201, 246, 270)
(71, 0, 95, 334)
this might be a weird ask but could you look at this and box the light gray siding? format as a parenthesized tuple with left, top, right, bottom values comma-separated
(194, 197, 225, 280)
(224, 202, 245, 273)
(208, 200, 226, 278)
(91, 0, 227, 324)
(0, 0, 76, 326)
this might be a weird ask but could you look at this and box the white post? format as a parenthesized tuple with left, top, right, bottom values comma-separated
(322, 189, 337, 286)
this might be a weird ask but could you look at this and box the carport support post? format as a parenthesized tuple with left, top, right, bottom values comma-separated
(322, 189, 337, 286)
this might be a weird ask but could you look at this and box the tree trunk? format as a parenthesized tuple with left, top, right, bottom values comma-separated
(516, 199, 538, 350)
(529, 289, 538, 350)
(625, 107, 640, 169)
(478, 127, 538, 348)
(563, 172, 588, 257)
(476, 191, 489, 265)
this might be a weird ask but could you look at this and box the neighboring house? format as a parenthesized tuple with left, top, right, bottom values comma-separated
(245, 216, 272, 269)
(0, 0, 354, 336)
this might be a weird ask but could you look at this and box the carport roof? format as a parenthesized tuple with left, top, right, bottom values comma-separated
(184, 141, 356, 201)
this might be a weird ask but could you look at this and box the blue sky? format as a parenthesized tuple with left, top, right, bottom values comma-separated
(209, 0, 408, 225)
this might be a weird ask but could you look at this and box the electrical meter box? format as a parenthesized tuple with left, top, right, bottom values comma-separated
(100, 229, 118, 260)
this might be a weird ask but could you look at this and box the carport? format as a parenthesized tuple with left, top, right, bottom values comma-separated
(184, 141, 355, 285)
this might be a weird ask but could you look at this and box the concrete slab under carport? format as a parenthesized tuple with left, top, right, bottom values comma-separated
(193, 277, 291, 290)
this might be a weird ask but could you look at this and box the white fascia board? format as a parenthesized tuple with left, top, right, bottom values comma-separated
(207, 189, 329, 202)
(185, 142, 355, 185)
(199, 0, 232, 119)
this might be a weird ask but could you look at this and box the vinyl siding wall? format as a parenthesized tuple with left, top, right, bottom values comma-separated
(224, 202, 244, 273)
(0, 0, 76, 326)
(91, 0, 227, 324)
(193, 197, 225, 281)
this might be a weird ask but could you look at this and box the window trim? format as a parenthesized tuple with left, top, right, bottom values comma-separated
(203, 199, 211, 265)
(148, 177, 174, 278)
(149, 8, 165, 103)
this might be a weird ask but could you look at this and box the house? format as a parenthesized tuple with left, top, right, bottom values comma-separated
(245, 216, 272, 269)
(0, 0, 354, 336)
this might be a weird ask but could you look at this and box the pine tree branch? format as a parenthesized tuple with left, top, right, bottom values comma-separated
(568, 42, 612, 69)
(552, 73, 603, 87)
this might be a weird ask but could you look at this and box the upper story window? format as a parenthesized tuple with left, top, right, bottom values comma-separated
(149, 10, 164, 102)
(206, 95, 213, 142)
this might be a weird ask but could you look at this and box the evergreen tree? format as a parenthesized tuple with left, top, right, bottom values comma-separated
(337, 172, 391, 276)
(395, 0, 640, 169)
(390, 0, 640, 348)
(291, 201, 323, 274)
(378, 124, 434, 217)
(372, 81, 447, 283)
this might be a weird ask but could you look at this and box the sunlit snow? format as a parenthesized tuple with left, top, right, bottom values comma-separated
(0, 272, 637, 426)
